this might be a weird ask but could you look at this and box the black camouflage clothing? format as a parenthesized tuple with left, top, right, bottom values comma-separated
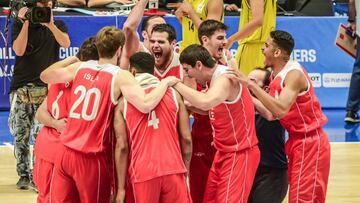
(8, 85, 47, 178)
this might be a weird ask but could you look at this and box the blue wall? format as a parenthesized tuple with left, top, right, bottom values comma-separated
(0, 16, 352, 109)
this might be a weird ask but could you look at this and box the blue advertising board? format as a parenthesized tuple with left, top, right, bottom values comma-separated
(0, 15, 353, 109)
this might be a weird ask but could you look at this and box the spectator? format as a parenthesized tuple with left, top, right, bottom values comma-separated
(9, 0, 70, 190)
(345, 0, 360, 123)
(58, 0, 86, 7)
(87, 0, 134, 8)
(224, 0, 241, 12)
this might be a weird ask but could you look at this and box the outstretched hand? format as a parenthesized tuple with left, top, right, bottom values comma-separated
(225, 67, 249, 85)
(162, 76, 181, 87)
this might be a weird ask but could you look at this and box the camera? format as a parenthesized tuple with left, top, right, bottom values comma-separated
(10, 0, 51, 24)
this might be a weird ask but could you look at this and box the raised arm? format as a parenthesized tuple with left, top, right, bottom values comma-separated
(226, 0, 264, 49)
(113, 100, 129, 203)
(117, 71, 180, 113)
(120, 0, 149, 68)
(174, 76, 231, 111)
(174, 90, 192, 171)
(12, 8, 29, 56)
(35, 97, 67, 133)
(40, 56, 80, 84)
(43, 14, 71, 48)
(42, 11, 71, 48)
(177, 0, 223, 29)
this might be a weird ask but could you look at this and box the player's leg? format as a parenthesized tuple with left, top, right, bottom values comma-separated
(210, 147, 260, 202)
(73, 153, 111, 203)
(132, 177, 161, 202)
(202, 151, 221, 203)
(287, 129, 330, 203)
(189, 135, 215, 203)
(160, 174, 192, 203)
(51, 146, 80, 203)
(33, 158, 54, 203)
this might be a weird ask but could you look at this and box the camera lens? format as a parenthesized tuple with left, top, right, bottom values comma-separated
(36, 11, 44, 18)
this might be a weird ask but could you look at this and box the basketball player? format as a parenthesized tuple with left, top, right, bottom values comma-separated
(186, 19, 236, 203)
(114, 52, 192, 203)
(33, 37, 98, 203)
(228, 30, 331, 203)
(120, 0, 165, 68)
(150, 24, 184, 80)
(175, 45, 260, 202)
(198, 20, 237, 69)
(175, 0, 223, 52)
(40, 26, 179, 203)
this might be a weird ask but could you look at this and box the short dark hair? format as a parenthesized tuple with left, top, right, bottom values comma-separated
(141, 15, 164, 32)
(77, 37, 99, 61)
(180, 44, 216, 68)
(151, 24, 176, 42)
(198, 20, 228, 44)
(270, 30, 295, 56)
(253, 67, 271, 86)
(130, 52, 155, 74)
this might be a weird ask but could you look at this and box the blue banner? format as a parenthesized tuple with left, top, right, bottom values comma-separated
(0, 15, 353, 110)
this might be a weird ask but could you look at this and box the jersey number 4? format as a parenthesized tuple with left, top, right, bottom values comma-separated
(148, 110, 160, 129)
(69, 85, 101, 121)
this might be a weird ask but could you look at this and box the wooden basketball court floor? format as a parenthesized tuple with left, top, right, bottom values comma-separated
(0, 143, 359, 203)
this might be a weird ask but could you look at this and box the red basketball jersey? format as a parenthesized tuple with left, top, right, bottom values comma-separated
(268, 61, 328, 134)
(35, 82, 72, 162)
(154, 52, 184, 80)
(125, 85, 186, 183)
(192, 57, 227, 139)
(209, 65, 258, 152)
(61, 60, 119, 153)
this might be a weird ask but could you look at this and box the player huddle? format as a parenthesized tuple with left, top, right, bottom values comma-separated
(32, 1, 331, 203)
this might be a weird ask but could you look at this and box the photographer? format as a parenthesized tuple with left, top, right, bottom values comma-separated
(9, 0, 70, 190)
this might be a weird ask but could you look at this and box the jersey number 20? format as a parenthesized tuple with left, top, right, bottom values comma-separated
(69, 85, 101, 121)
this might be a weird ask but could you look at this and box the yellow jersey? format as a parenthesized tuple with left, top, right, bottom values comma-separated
(179, 0, 209, 52)
(235, 0, 276, 75)
(238, 0, 277, 44)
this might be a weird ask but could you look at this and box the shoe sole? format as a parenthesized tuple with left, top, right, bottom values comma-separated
(344, 118, 360, 123)
(16, 185, 29, 190)
(29, 185, 38, 193)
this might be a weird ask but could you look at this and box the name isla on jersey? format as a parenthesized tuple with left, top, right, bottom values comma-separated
(83, 73, 99, 82)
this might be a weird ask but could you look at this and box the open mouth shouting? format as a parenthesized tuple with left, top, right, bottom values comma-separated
(152, 49, 163, 61)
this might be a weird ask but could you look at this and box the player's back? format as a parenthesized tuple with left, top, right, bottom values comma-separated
(35, 82, 72, 162)
(125, 83, 186, 183)
(209, 65, 258, 152)
(61, 60, 120, 153)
